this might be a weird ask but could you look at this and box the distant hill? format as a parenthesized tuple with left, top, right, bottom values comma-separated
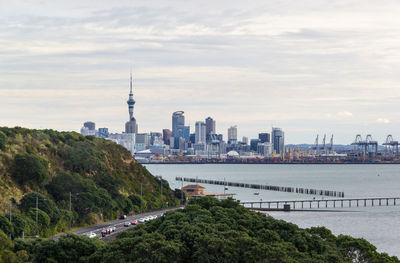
(0, 127, 180, 237)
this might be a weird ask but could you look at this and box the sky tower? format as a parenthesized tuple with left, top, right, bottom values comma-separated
(125, 72, 138, 133)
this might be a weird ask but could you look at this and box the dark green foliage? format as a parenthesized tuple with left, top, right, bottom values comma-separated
(0, 216, 12, 236)
(15, 234, 103, 263)
(13, 153, 49, 186)
(90, 198, 399, 263)
(18, 192, 61, 224)
(0, 131, 7, 150)
(46, 172, 114, 219)
(0, 230, 30, 263)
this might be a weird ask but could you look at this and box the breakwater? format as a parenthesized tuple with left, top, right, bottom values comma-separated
(176, 177, 345, 197)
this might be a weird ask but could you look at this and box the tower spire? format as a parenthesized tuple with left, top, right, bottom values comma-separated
(130, 69, 133, 94)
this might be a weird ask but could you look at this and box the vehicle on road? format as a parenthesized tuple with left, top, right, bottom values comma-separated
(101, 230, 108, 237)
(124, 222, 131, 227)
(87, 232, 97, 238)
(111, 226, 116, 232)
(119, 215, 127, 219)
(131, 220, 138, 225)
(138, 218, 145, 223)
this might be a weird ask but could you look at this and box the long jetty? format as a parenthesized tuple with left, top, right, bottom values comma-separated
(176, 177, 345, 197)
(241, 197, 400, 210)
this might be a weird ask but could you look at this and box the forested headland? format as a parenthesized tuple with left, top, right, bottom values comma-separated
(0, 127, 180, 239)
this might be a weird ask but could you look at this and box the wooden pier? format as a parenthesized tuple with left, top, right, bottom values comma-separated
(241, 197, 400, 210)
(176, 177, 345, 197)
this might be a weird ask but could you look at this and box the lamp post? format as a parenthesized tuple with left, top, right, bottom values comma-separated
(9, 199, 12, 224)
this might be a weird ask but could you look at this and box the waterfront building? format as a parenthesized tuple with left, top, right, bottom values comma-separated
(272, 127, 285, 155)
(257, 142, 272, 157)
(258, 133, 270, 143)
(162, 129, 172, 145)
(228, 125, 238, 144)
(125, 72, 138, 134)
(98, 128, 109, 138)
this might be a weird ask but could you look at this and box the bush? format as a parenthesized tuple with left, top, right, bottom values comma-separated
(18, 192, 61, 224)
(0, 216, 12, 236)
(0, 131, 7, 150)
(13, 153, 49, 186)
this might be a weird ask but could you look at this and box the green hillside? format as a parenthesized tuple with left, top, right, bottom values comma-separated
(5, 197, 399, 263)
(0, 127, 180, 237)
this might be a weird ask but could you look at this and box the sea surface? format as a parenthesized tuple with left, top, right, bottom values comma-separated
(146, 164, 400, 257)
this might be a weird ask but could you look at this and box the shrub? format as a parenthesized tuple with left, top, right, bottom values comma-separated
(13, 153, 49, 186)
(0, 131, 7, 150)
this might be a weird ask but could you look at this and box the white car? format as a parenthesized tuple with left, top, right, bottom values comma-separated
(87, 232, 96, 238)
(124, 222, 131, 227)
(138, 218, 145, 223)
(148, 216, 154, 220)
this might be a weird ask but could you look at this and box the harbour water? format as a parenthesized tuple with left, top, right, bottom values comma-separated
(146, 164, 400, 257)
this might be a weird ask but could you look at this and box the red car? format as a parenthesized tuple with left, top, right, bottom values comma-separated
(101, 230, 108, 237)
(131, 220, 138, 225)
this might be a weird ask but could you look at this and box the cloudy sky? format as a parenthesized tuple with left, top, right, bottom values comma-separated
(1, 0, 400, 144)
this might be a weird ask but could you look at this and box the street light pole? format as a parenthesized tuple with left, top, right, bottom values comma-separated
(36, 196, 38, 225)
(69, 192, 72, 211)
(9, 199, 12, 224)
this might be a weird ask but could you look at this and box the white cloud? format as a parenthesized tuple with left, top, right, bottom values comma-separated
(1, 0, 400, 143)
(376, 118, 390, 124)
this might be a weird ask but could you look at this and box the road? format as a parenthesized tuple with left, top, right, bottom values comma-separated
(55, 206, 183, 242)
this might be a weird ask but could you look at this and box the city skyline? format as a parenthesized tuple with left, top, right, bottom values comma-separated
(2, 1, 400, 144)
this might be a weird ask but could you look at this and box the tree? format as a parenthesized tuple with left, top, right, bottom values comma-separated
(0, 216, 12, 236)
(0, 131, 7, 150)
(18, 192, 61, 224)
(13, 153, 49, 186)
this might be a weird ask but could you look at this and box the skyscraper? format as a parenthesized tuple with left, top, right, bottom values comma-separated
(272, 127, 285, 155)
(195, 121, 206, 144)
(228, 125, 237, 143)
(258, 133, 270, 143)
(84, 121, 95, 131)
(162, 129, 172, 145)
(205, 117, 216, 143)
(125, 72, 138, 134)
(172, 111, 185, 149)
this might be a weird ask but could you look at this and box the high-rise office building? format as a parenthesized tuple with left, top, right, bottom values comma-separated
(84, 121, 96, 131)
(250, 139, 260, 151)
(242, 136, 248, 145)
(271, 127, 285, 155)
(258, 133, 270, 143)
(162, 129, 172, 145)
(125, 72, 138, 134)
(228, 125, 237, 143)
(205, 117, 216, 143)
(195, 121, 206, 144)
(172, 111, 187, 149)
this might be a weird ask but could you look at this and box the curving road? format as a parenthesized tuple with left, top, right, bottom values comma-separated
(55, 206, 183, 242)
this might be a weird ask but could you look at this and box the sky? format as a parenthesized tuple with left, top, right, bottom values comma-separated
(1, 0, 400, 144)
